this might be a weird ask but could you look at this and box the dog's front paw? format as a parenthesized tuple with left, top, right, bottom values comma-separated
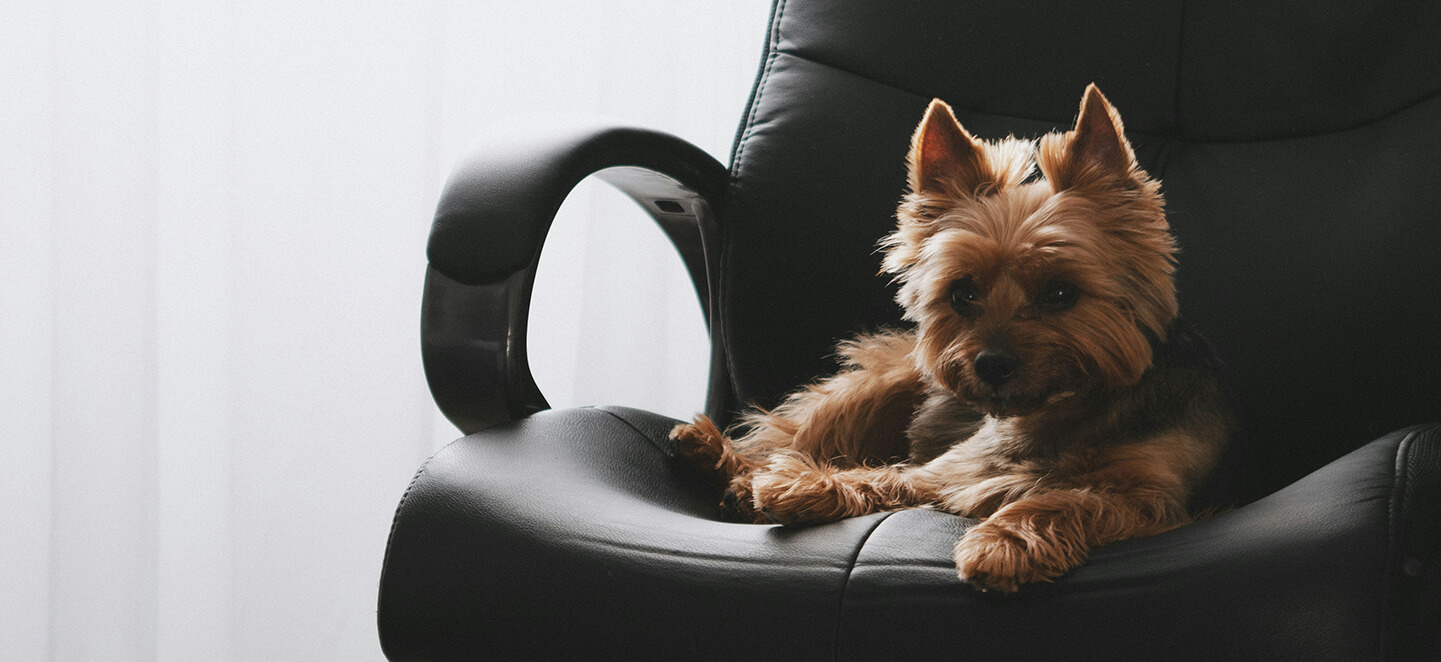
(750, 452, 858, 526)
(953, 520, 1084, 593)
(669, 416, 728, 468)
(721, 475, 771, 524)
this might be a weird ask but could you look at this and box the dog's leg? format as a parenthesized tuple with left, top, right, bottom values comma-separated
(672, 331, 926, 522)
(750, 453, 939, 526)
(670, 415, 770, 521)
(671, 414, 762, 479)
(670, 331, 922, 470)
(954, 488, 1186, 592)
(952, 438, 1195, 592)
(751, 330, 927, 466)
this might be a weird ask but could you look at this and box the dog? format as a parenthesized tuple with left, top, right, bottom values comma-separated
(670, 84, 1233, 593)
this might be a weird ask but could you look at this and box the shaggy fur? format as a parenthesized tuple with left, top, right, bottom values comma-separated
(671, 85, 1232, 592)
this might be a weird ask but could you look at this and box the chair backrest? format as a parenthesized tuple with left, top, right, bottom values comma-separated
(718, 0, 1441, 499)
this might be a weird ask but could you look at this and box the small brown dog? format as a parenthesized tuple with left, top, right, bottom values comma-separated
(672, 84, 1232, 592)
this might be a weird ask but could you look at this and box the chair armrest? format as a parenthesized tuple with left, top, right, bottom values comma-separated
(422, 123, 729, 434)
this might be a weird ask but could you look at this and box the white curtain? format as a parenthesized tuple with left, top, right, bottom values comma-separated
(0, 2, 771, 659)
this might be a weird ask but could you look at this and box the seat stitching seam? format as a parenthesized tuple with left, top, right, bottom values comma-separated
(592, 406, 674, 456)
(832, 511, 893, 661)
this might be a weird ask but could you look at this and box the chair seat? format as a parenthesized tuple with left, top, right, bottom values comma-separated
(379, 405, 1436, 660)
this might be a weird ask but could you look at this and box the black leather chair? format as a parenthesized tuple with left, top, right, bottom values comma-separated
(379, 1, 1441, 659)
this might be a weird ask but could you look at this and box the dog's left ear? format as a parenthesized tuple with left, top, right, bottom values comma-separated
(1041, 84, 1140, 190)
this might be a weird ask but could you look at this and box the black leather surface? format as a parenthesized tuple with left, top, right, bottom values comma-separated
(380, 407, 1439, 660)
(421, 126, 731, 433)
(379, 407, 892, 660)
(429, 125, 727, 287)
(1388, 426, 1441, 660)
(770, 0, 1184, 134)
(838, 436, 1405, 661)
(769, 0, 1441, 140)
(1157, 95, 1441, 496)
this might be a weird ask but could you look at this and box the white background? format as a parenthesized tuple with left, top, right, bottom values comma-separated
(0, 1, 772, 659)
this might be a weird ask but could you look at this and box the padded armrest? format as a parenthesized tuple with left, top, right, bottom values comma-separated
(422, 123, 730, 434)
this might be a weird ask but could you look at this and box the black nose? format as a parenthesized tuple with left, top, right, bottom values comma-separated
(973, 349, 1019, 387)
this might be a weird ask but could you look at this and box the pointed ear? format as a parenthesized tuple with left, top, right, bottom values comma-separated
(908, 99, 993, 197)
(1045, 84, 1139, 189)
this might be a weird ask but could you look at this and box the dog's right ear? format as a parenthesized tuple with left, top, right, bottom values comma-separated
(1040, 84, 1141, 191)
(908, 99, 993, 198)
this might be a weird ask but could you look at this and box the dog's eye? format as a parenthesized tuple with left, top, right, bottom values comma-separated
(949, 277, 979, 315)
(1037, 281, 1080, 311)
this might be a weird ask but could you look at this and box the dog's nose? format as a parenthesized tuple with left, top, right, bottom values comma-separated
(973, 349, 1019, 387)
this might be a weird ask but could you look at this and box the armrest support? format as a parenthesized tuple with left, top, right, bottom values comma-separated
(423, 123, 730, 434)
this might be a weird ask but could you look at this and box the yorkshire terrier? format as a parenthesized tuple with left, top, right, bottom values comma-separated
(671, 84, 1233, 593)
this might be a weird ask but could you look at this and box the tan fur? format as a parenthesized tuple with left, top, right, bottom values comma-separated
(671, 85, 1231, 592)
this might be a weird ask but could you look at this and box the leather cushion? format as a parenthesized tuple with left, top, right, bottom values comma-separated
(379, 406, 1436, 660)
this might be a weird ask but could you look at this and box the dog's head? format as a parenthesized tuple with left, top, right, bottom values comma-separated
(882, 85, 1177, 417)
